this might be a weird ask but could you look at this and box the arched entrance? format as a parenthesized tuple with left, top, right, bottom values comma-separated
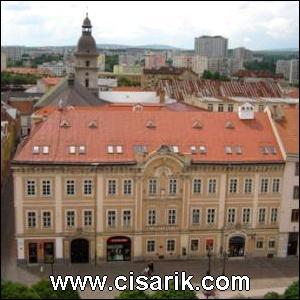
(228, 236, 245, 257)
(70, 239, 89, 263)
(107, 236, 131, 261)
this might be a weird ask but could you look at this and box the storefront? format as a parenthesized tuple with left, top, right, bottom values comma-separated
(107, 236, 131, 261)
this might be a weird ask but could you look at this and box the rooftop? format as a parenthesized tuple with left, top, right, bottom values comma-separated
(14, 107, 283, 165)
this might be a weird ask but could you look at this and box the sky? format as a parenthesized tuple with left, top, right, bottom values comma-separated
(1, 1, 299, 50)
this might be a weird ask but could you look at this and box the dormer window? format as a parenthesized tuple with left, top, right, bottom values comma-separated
(42, 146, 49, 154)
(235, 145, 242, 154)
(60, 120, 70, 128)
(192, 120, 203, 129)
(69, 146, 76, 154)
(171, 145, 179, 153)
(190, 146, 197, 154)
(79, 145, 86, 154)
(225, 146, 232, 154)
(199, 145, 207, 154)
(261, 146, 276, 155)
(133, 104, 143, 112)
(146, 120, 156, 128)
(116, 145, 123, 154)
(107, 145, 114, 154)
(88, 120, 98, 128)
(32, 146, 40, 154)
(225, 121, 234, 129)
(134, 145, 148, 154)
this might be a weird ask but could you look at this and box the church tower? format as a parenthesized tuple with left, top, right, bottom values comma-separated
(74, 13, 98, 93)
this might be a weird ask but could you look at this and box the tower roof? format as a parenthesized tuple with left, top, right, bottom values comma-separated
(82, 13, 92, 27)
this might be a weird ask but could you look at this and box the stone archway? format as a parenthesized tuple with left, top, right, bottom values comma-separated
(70, 238, 89, 263)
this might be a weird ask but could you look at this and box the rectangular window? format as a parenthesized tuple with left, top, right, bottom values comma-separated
(133, 145, 148, 154)
(32, 146, 40, 154)
(228, 104, 234, 112)
(69, 146, 76, 154)
(242, 208, 251, 224)
(269, 240, 275, 249)
(208, 179, 217, 194)
(83, 179, 92, 195)
(147, 240, 155, 253)
(229, 178, 238, 193)
(169, 178, 177, 195)
(107, 145, 114, 153)
(193, 179, 201, 194)
(123, 210, 131, 227)
(208, 103, 213, 111)
(168, 209, 176, 225)
(148, 209, 156, 225)
(84, 211, 92, 227)
(227, 208, 236, 224)
(66, 211, 75, 228)
(244, 178, 252, 193)
(66, 180, 75, 195)
(225, 146, 232, 154)
(42, 146, 49, 154)
(295, 162, 299, 176)
(149, 179, 157, 195)
(108, 180, 116, 195)
(256, 240, 264, 249)
(258, 208, 266, 224)
(218, 103, 224, 112)
(26, 180, 36, 196)
(190, 239, 199, 251)
(116, 145, 123, 154)
(192, 209, 200, 224)
(199, 145, 207, 154)
(79, 145, 86, 154)
(270, 208, 278, 223)
(190, 145, 197, 154)
(272, 178, 280, 193)
(123, 180, 132, 195)
(291, 209, 299, 222)
(293, 186, 299, 199)
(258, 104, 264, 112)
(171, 145, 179, 153)
(167, 240, 175, 252)
(42, 211, 51, 228)
(260, 178, 269, 193)
(27, 211, 36, 228)
(207, 208, 215, 224)
(107, 211, 116, 227)
(42, 180, 51, 196)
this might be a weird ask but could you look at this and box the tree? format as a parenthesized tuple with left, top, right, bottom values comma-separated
(283, 281, 299, 299)
(151, 288, 198, 299)
(202, 70, 213, 80)
(105, 55, 119, 72)
(263, 291, 281, 299)
(116, 290, 149, 299)
(32, 279, 80, 299)
(1, 280, 40, 299)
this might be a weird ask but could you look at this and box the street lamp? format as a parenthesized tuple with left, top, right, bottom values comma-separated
(206, 247, 212, 276)
(222, 251, 227, 276)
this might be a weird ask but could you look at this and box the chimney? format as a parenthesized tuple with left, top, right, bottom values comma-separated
(159, 89, 166, 104)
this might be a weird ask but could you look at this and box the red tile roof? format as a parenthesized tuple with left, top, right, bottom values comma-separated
(159, 80, 283, 100)
(41, 77, 62, 86)
(286, 89, 299, 99)
(5, 67, 54, 76)
(13, 107, 283, 165)
(275, 107, 299, 155)
(233, 70, 284, 79)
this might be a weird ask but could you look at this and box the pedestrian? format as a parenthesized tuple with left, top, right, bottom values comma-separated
(148, 261, 154, 274)
(143, 266, 150, 276)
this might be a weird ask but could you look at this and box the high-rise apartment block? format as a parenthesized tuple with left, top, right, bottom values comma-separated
(194, 35, 228, 58)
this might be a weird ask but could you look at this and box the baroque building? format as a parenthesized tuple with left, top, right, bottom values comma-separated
(12, 105, 285, 264)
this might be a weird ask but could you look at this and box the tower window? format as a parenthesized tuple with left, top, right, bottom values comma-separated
(85, 79, 89, 88)
(85, 72, 89, 76)
(86, 61, 90, 67)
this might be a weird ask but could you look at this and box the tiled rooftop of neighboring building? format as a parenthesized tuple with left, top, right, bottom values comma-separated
(14, 107, 283, 164)
(274, 107, 299, 155)
(233, 70, 284, 79)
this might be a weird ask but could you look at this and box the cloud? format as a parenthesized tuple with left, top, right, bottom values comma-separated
(1, 1, 299, 50)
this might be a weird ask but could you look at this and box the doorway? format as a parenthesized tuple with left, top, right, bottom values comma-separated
(70, 239, 89, 263)
(28, 243, 38, 263)
(228, 236, 245, 257)
(107, 236, 131, 261)
(287, 233, 298, 256)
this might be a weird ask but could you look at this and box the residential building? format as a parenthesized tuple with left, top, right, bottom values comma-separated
(172, 55, 193, 69)
(37, 61, 66, 77)
(192, 56, 208, 77)
(118, 54, 138, 66)
(194, 36, 228, 58)
(289, 59, 299, 85)
(276, 59, 299, 84)
(12, 107, 284, 264)
(145, 52, 166, 69)
(98, 78, 118, 91)
(232, 47, 253, 62)
(1, 46, 24, 63)
(113, 64, 142, 75)
(97, 54, 105, 72)
(36, 77, 62, 93)
(267, 106, 299, 257)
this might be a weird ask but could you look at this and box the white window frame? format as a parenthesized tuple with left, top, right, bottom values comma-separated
(229, 178, 238, 193)
(206, 208, 216, 225)
(191, 208, 201, 225)
(268, 238, 276, 250)
(25, 179, 36, 197)
(167, 208, 177, 225)
(256, 238, 265, 250)
(146, 240, 156, 253)
(41, 179, 52, 197)
(107, 179, 117, 196)
(107, 210, 117, 227)
(260, 178, 269, 193)
(166, 239, 176, 252)
(69, 145, 76, 154)
(272, 178, 280, 193)
(41, 210, 52, 229)
(208, 178, 217, 194)
(148, 178, 157, 195)
(65, 210, 76, 228)
(78, 145, 86, 154)
(244, 178, 253, 194)
(258, 207, 267, 224)
(227, 208, 236, 224)
(270, 207, 278, 224)
(107, 145, 114, 154)
(122, 209, 132, 227)
(241, 207, 251, 224)
(32, 146, 40, 154)
(190, 239, 200, 252)
(147, 208, 157, 226)
(123, 179, 133, 196)
(83, 179, 93, 196)
(83, 209, 93, 227)
(192, 178, 202, 194)
(65, 179, 75, 196)
(168, 178, 177, 195)
(116, 145, 123, 154)
(42, 146, 49, 154)
(26, 210, 38, 229)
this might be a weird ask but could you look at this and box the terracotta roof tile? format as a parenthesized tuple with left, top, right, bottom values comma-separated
(14, 107, 283, 165)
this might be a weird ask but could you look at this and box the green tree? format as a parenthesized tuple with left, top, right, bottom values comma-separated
(116, 290, 150, 299)
(202, 70, 213, 80)
(1, 280, 40, 299)
(283, 281, 299, 299)
(151, 288, 198, 299)
(263, 291, 281, 299)
(32, 279, 80, 299)
(105, 55, 119, 72)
